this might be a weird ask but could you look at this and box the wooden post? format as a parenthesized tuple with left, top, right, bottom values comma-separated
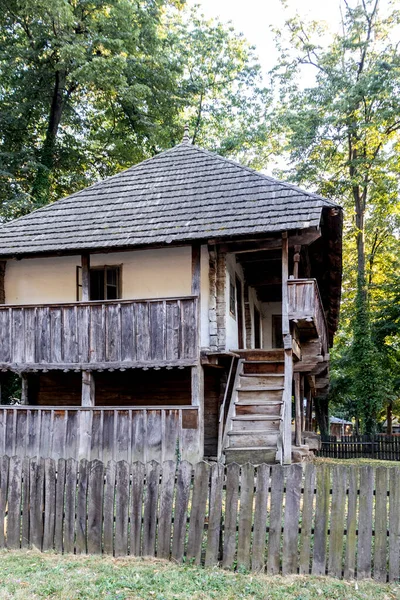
(81, 371, 95, 406)
(282, 232, 293, 464)
(300, 374, 305, 434)
(293, 245, 301, 278)
(81, 253, 90, 302)
(0, 261, 6, 304)
(305, 386, 313, 431)
(21, 373, 29, 405)
(191, 243, 203, 461)
(294, 373, 301, 447)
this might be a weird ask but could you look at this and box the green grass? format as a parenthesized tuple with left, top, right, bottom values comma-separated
(313, 456, 400, 467)
(0, 551, 399, 599)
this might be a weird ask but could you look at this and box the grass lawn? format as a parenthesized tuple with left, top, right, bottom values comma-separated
(0, 552, 399, 600)
(313, 457, 400, 468)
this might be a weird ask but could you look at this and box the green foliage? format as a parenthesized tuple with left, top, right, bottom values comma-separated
(269, 0, 400, 431)
(0, 0, 268, 218)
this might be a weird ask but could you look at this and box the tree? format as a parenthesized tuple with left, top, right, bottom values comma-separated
(269, 0, 400, 432)
(0, 0, 268, 220)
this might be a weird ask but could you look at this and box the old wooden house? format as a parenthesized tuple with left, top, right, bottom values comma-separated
(0, 139, 342, 464)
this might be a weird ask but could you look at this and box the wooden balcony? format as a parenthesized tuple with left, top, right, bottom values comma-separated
(0, 405, 200, 463)
(0, 297, 198, 371)
(287, 278, 329, 355)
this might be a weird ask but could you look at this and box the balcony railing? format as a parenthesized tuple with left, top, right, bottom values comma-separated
(0, 297, 198, 369)
(287, 278, 329, 355)
(0, 405, 200, 463)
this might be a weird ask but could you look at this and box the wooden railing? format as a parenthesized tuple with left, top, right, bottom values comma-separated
(287, 278, 329, 355)
(0, 405, 200, 464)
(0, 297, 198, 369)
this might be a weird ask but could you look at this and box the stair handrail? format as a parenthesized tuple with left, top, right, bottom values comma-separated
(217, 357, 244, 460)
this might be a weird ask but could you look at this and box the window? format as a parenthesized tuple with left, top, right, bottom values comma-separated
(77, 265, 121, 301)
(272, 314, 283, 349)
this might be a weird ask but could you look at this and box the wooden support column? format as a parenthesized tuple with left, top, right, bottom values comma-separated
(282, 232, 293, 464)
(294, 372, 301, 447)
(191, 243, 203, 461)
(293, 244, 301, 278)
(81, 253, 90, 301)
(0, 261, 6, 304)
(300, 374, 305, 434)
(81, 370, 95, 406)
(21, 373, 29, 405)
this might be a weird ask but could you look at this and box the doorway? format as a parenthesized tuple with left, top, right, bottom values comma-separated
(235, 276, 244, 348)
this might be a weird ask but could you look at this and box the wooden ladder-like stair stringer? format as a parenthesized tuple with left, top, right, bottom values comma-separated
(223, 350, 285, 465)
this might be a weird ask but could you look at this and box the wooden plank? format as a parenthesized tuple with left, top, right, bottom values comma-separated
(142, 460, 161, 557)
(165, 301, 180, 360)
(89, 304, 105, 363)
(64, 458, 78, 554)
(171, 460, 192, 562)
(187, 461, 210, 565)
(87, 459, 104, 555)
(39, 409, 52, 459)
(129, 461, 145, 556)
(21, 457, 30, 549)
(357, 466, 374, 579)
(65, 410, 79, 460)
(293, 373, 302, 447)
(131, 411, 145, 463)
(251, 463, 269, 572)
(267, 465, 284, 575)
(0, 455, 9, 549)
(54, 458, 66, 553)
(205, 462, 224, 567)
(51, 410, 67, 460)
(90, 410, 103, 461)
(374, 466, 388, 582)
(344, 465, 358, 577)
(237, 463, 255, 571)
(42, 458, 56, 552)
(29, 457, 45, 551)
(75, 459, 89, 554)
(103, 460, 116, 555)
(77, 304, 90, 362)
(328, 465, 347, 578)
(149, 301, 165, 361)
(299, 463, 316, 575)
(163, 410, 179, 462)
(24, 308, 36, 363)
(102, 410, 116, 463)
(146, 410, 162, 463)
(12, 308, 25, 363)
(222, 462, 240, 569)
(115, 410, 129, 462)
(106, 303, 121, 362)
(157, 460, 176, 560)
(0, 308, 10, 363)
(50, 307, 62, 363)
(114, 460, 130, 557)
(312, 464, 330, 576)
(121, 302, 134, 362)
(135, 302, 150, 362)
(389, 467, 400, 582)
(282, 464, 303, 575)
(62, 306, 78, 363)
(7, 456, 22, 549)
(81, 253, 90, 302)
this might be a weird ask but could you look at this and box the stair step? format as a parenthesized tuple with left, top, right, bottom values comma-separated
(225, 446, 276, 465)
(237, 389, 283, 402)
(227, 429, 280, 448)
(235, 401, 283, 417)
(243, 362, 284, 375)
(232, 416, 281, 431)
(240, 374, 284, 389)
(236, 386, 284, 392)
(225, 447, 278, 465)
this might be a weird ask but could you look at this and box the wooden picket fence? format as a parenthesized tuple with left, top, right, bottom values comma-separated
(0, 456, 399, 582)
(319, 434, 400, 460)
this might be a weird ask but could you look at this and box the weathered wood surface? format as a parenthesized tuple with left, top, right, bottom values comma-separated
(0, 406, 200, 464)
(0, 457, 397, 583)
(287, 278, 328, 355)
(0, 297, 198, 368)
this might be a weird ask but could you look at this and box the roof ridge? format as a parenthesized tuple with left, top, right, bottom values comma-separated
(182, 144, 340, 208)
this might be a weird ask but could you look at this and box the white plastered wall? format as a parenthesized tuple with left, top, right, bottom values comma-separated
(225, 254, 245, 351)
(261, 301, 282, 349)
(5, 245, 211, 346)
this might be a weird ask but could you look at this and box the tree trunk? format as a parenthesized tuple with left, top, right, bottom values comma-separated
(32, 69, 66, 204)
(387, 402, 393, 435)
(314, 396, 329, 438)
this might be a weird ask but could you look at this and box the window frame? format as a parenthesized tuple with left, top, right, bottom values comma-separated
(76, 264, 122, 301)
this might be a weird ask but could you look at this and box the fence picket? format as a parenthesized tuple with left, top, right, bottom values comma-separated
(187, 461, 210, 565)
(7, 456, 22, 549)
(344, 466, 358, 579)
(43, 458, 56, 551)
(328, 465, 346, 578)
(64, 458, 78, 554)
(267, 465, 284, 575)
(87, 459, 104, 555)
(205, 462, 224, 567)
(357, 466, 374, 579)
(374, 466, 388, 582)
(299, 463, 315, 575)
(222, 462, 240, 569)
(237, 463, 255, 571)
(115, 460, 130, 557)
(157, 460, 176, 560)
(129, 461, 145, 556)
(171, 460, 192, 562)
(251, 464, 270, 572)
(312, 464, 330, 576)
(389, 467, 400, 582)
(29, 457, 45, 551)
(76, 458, 89, 554)
(142, 460, 160, 557)
(103, 460, 116, 555)
(282, 464, 302, 575)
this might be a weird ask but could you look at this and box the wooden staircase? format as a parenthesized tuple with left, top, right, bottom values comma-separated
(223, 350, 286, 464)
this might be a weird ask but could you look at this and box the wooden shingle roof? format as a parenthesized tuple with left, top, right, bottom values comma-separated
(0, 143, 339, 257)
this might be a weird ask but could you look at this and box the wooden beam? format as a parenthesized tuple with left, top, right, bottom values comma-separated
(191, 243, 201, 296)
(81, 253, 90, 302)
(0, 261, 6, 304)
(294, 372, 301, 447)
(81, 370, 95, 406)
(21, 373, 28, 405)
(293, 245, 301, 278)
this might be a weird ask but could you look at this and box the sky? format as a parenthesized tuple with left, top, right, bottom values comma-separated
(187, 0, 343, 75)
